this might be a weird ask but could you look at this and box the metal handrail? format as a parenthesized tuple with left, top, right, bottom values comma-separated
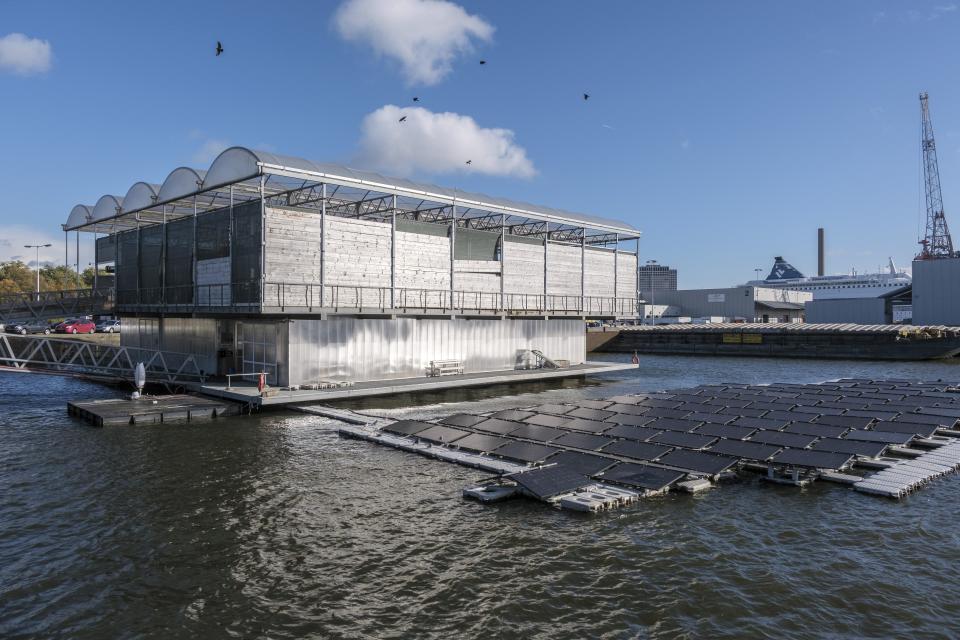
(115, 281, 639, 315)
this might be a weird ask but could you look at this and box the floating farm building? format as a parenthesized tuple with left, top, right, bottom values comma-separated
(63, 147, 640, 392)
(338, 379, 960, 511)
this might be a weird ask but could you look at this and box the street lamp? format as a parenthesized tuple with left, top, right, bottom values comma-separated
(24, 243, 52, 301)
(754, 268, 762, 281)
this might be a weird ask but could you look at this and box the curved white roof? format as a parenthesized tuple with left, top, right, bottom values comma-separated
(91, 195, 124, 222)
(64, 204, 94, 230)
(121, 182, 160, 214)
(66, 146, 640, 235)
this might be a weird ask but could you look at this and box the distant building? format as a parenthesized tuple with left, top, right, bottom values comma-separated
(651, 286, 810, 323)
(912, 256, 960, 325)
(804, 286, 912, 325)
(639, 262, 677, 297)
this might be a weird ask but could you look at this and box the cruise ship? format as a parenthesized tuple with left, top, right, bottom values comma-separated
(745, 256, 912, 300)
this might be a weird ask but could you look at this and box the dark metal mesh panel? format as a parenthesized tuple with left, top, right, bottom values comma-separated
(197, 209, 230, 261)
(138, 226, 163, 304)
(231, 201, 262, 304)
(95, 235, 116, 263)
(454, 228, 499, 261)
(116, 230, 138, 305)
(165, 218, 194, 305)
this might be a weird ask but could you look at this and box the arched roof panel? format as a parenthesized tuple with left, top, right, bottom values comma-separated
(158, 167, 206, 203)
(91, 195, 124, 222)
(201, 147, 261, 191)
(121, 182, 160, 214)
(64, 205, 94, 230)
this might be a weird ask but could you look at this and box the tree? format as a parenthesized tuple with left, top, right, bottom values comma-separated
(0, 260, 94, 296)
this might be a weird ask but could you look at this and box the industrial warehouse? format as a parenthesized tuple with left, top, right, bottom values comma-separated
(62, 147, 641, 393)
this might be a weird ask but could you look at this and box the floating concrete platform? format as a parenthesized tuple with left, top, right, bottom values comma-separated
(68, 394, 240, 426)
(192, 361, 637, 407)
(331, 378, 960, 513)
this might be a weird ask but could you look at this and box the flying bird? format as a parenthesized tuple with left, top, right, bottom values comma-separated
(216, 41, 223, 56)
(479, 60, 486, 65)
(413, 97, 420, 102)
(583, 93, 590, 101)
(399, 115, 407, 122)
(465, 160, 472, 165)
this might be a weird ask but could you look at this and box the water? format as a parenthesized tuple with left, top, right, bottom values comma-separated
(3, 354, 960, 639)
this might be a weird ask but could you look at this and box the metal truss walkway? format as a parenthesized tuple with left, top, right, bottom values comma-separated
(0, 288, 113, 326)
(0, 334, 206, 384)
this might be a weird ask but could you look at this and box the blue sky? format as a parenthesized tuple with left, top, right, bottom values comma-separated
(2, 0, 959, 287)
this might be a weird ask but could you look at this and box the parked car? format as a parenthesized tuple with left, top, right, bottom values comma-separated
(95, 319, 121, 333)
(57, 319, 96, 334)
(5, 321, 53, 335)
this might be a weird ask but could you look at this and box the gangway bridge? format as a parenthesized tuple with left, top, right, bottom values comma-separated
(0, 288, 113, 326)
(0, 333, 206, 385)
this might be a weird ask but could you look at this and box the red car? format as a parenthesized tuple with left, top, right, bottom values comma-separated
(57, 319, 96, 334)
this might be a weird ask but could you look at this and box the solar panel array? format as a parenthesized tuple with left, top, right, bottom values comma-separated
(385, 379, 960, 495)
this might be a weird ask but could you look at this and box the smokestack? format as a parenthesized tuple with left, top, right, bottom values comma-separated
(817, 228, 825, 276)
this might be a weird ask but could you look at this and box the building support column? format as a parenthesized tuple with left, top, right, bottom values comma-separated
(193, 195, 199, 308)
(161, 204, 166, 305)
(613, 233, 619, 317)
(636, 237, 641, 320)
(228, 185, 234, 307)
(76, 231, 80, 288)
(390, 194, 397, 309)
(64, 232, 68, 271)
(93, 232, 98, 293)
(542, 223, 549, 313)
(136, 215, 141, 306)
(580, 230, 586, 315)
(259, 175, 266, 313)
(449, 197, 456, 311)
(499, 213, 505, 312)
(320, 183, 326, 307)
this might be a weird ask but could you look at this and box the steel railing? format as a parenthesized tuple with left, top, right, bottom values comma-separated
(115, 281, 638, 316)
(0, 333, 206, 383)
(0, 288, 114, 324)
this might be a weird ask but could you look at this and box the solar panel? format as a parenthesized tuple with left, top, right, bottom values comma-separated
(771, 449, 853, 470)
(509, 423, 566, 442)
(491, 409, 535, 422)
(762, 410, 809, 423)
(602, 424, 662, 441)
(658, 450, 737, 475)
(784, 422, 848, 438)
(843, 430, 914, 445)
(473, 418, 526, 435)
(601, 440, 672, 461)
(705, 398, 751, 408)
(645, 417, 699, 432)
(563, 418, 614, 434)
(532, 403, 575, 415)
(508, 466, 591, 499)
(579, 399, 615, 410)
(494, 441, 560, 463)
(748, 431, 818, 448)
(650, 431, 717, 449)
(708, 439, 780, 461)
(684, 412, 732, 424)
(566, 407, 617, 421)
(599, 463, 686, 491)
(870, 421, 937, 437)
(414, 425, 470, 444)
(551, 432, 616, 451)
(439, 413, 488, 428)
(844, 409, 900, 421)
(791, 405, 844, 416)
(605, 394, 649, 405)
(547, 451, 616, 475)
(523, 413, 573, 428)
(383, 420, 433, 436)
(695, 423, 757, 439)
(454, 432, 511, 453)
(890, 413, 958, 428)
(813, 414, 875, 430)
(733, 416, 791, 431)
(917, 406, 960, 418)
(671, 394, 712, 405)
(717, 407, 768, 418)
(602, 413, 655, 427)
(810, 438, 887, 458)
(642, 408, 692, 420)
(604, 403, 651, 416)
(634, 399, 683, 409)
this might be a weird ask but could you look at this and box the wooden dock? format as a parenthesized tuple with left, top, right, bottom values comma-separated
(68, 394, 240, 426)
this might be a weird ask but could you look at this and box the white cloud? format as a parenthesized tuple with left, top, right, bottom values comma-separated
(358, 105, 535, 178)
(333, 0, 493, 85)
(0, 33, 52, 75)
(192, 139, 230, 165)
